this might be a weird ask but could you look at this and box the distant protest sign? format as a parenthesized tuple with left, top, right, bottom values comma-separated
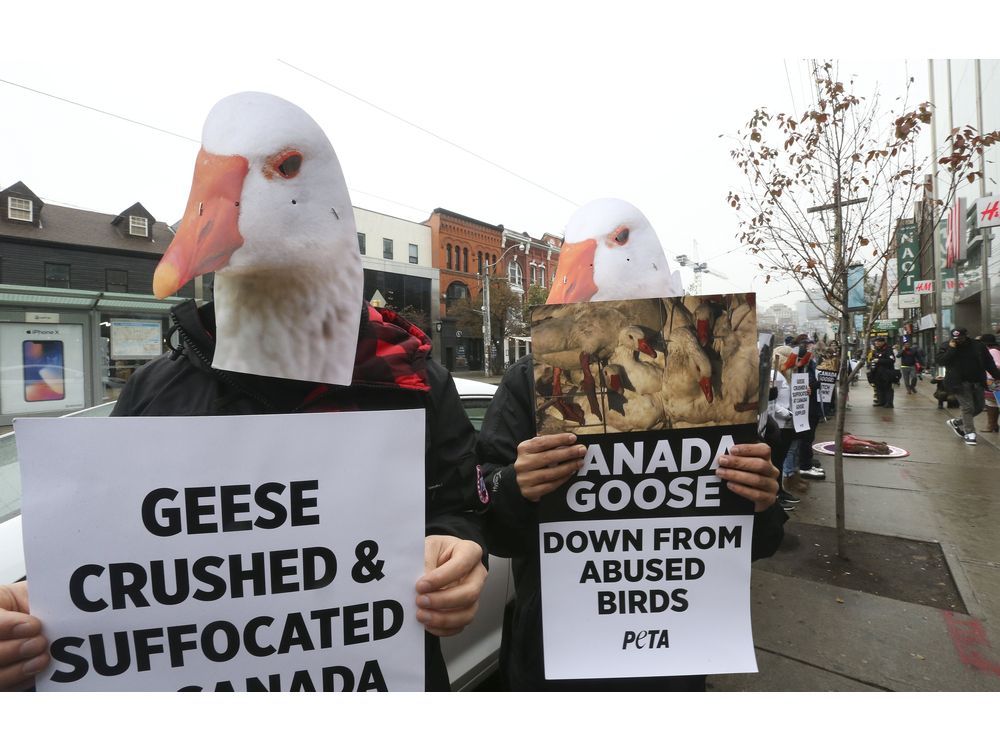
(17, 411, 425, 691)
(531, 294, 760, 680)
(791, 373, 810, 432)
(817, 370, 837, 403)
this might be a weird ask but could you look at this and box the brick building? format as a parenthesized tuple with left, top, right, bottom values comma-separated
(425, 208, 502, 371)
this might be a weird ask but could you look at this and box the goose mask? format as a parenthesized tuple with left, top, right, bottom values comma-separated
(547, 198, 683, 304)
(153, 92, 363, 385)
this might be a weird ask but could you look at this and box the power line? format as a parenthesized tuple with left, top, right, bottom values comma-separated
(0, 77, 433, 219)
(0, 77, 200, 143)
(277, 58, 581, 208)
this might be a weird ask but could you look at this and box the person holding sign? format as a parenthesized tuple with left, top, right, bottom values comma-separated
(478, 199, 783, 691)
(0, 92, 487, 692)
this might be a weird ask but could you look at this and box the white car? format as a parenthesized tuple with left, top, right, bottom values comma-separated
(0, 376, 511, 691)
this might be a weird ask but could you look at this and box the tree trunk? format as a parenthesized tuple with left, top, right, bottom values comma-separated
(834, 317, 851, 560)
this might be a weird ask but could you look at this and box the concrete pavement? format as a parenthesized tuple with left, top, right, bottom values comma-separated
(710, 379, 1000, 691)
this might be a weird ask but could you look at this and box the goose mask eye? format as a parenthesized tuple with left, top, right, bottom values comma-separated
(268, 150, 303, 179)
(612, 226, 630, 245)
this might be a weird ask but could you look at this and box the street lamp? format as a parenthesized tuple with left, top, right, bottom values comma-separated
(481, 239, 526, 377)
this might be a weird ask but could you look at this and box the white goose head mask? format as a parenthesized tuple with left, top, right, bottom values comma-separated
(547, 198, 683, 304)
(154, 92, 363, 385)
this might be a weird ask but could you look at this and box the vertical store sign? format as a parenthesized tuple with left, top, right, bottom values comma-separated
(895, 225, 920, 309)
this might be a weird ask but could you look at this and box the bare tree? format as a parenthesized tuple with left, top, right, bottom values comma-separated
(728, 60, 998, 558)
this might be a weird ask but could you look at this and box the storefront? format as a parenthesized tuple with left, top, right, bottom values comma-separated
(0, 285, 183, 425)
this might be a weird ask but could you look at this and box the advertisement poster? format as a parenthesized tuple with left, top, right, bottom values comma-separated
(0, 322, 85, 414)
(110, 319, 163, 360)
(531, 294, 758, 680)
(790, 372, 810, 432)
(17, 411, 426, 691)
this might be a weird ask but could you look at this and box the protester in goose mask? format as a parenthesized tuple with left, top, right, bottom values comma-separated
(477, 198, 783, 692)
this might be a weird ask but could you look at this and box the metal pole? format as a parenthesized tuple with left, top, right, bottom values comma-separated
(976, 60, 991, 330)
(482, 270, 492, 377)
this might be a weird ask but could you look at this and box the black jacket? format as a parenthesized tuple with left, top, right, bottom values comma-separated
(113, 300, 484, 691)
(937, 338, 1000, 389)
(477, 355, 787, 691)
(869, 346, 897, 385)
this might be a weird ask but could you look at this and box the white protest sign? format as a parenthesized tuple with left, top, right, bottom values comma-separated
(537, 428, 758, 680)
(17, 411, 426, 692)
(790, 372, 810, 432)
(817, 370, 837, 404)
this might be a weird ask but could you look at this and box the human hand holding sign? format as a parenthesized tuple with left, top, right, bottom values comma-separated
(416, 536, 487, 637)
(715, 442, 779, 512)
(0, 582, 48, 691)
(514, 433, 588, 501)
(515, 434, 777, 513)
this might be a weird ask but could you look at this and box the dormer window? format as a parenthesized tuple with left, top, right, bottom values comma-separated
(129, 215, 149, 237)
(7, 197, 32, 222)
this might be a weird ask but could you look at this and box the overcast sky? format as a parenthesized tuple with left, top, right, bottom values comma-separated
(0, 1, 958, 310)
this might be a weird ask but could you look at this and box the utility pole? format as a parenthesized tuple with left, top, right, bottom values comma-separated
(482, 268, 492, 377)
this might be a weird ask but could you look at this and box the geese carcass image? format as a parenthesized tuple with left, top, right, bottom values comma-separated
(658, 299, 716, 427)
(603, 326, 666, 417)
(531, 300, 663, 422)
(708, 294, 760, 421)
(152, 92, 363, 385)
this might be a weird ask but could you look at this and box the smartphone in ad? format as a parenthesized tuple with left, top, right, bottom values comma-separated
(23, 340, 65, 402)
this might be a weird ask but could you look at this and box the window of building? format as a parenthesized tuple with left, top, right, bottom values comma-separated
(447, 244, 452, 269)
(445, 281, 470, 308)
(358, 232, 366, 255)
(409, 243, 418, 264)
(539, 263, 546, 287)
(383, 238, 393, 260)
(529, 263, 537, 286)
(7, 197, 32, 222)
(106, 269, 128, 292)
(477, 252, 483, 274)
(129, 215, 149, 237)
(463, 247, 469, 272)
(508, 260, 524, 288)
(45, 262, 70, 288)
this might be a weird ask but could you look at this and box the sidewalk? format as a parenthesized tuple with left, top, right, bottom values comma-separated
(709, 380, 1000, 691)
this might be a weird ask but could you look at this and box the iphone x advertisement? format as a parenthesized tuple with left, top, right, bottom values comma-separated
(23, 340, 65, 402)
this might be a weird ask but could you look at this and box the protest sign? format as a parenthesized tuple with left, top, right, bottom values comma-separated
(17, 411, 425, 692)
(817, 370, 837, 404)
(531, 293, 759, 680)
(790, 372, 810, 432)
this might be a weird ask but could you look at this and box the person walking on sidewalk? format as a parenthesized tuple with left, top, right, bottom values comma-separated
(899, 341, 925, 395)
(939, 327, 1000, 445)
(979, 333, 1000, 433)
(870, 337, 897, 408)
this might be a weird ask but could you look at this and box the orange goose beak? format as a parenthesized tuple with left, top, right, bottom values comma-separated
(153, 148, 249, 299)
